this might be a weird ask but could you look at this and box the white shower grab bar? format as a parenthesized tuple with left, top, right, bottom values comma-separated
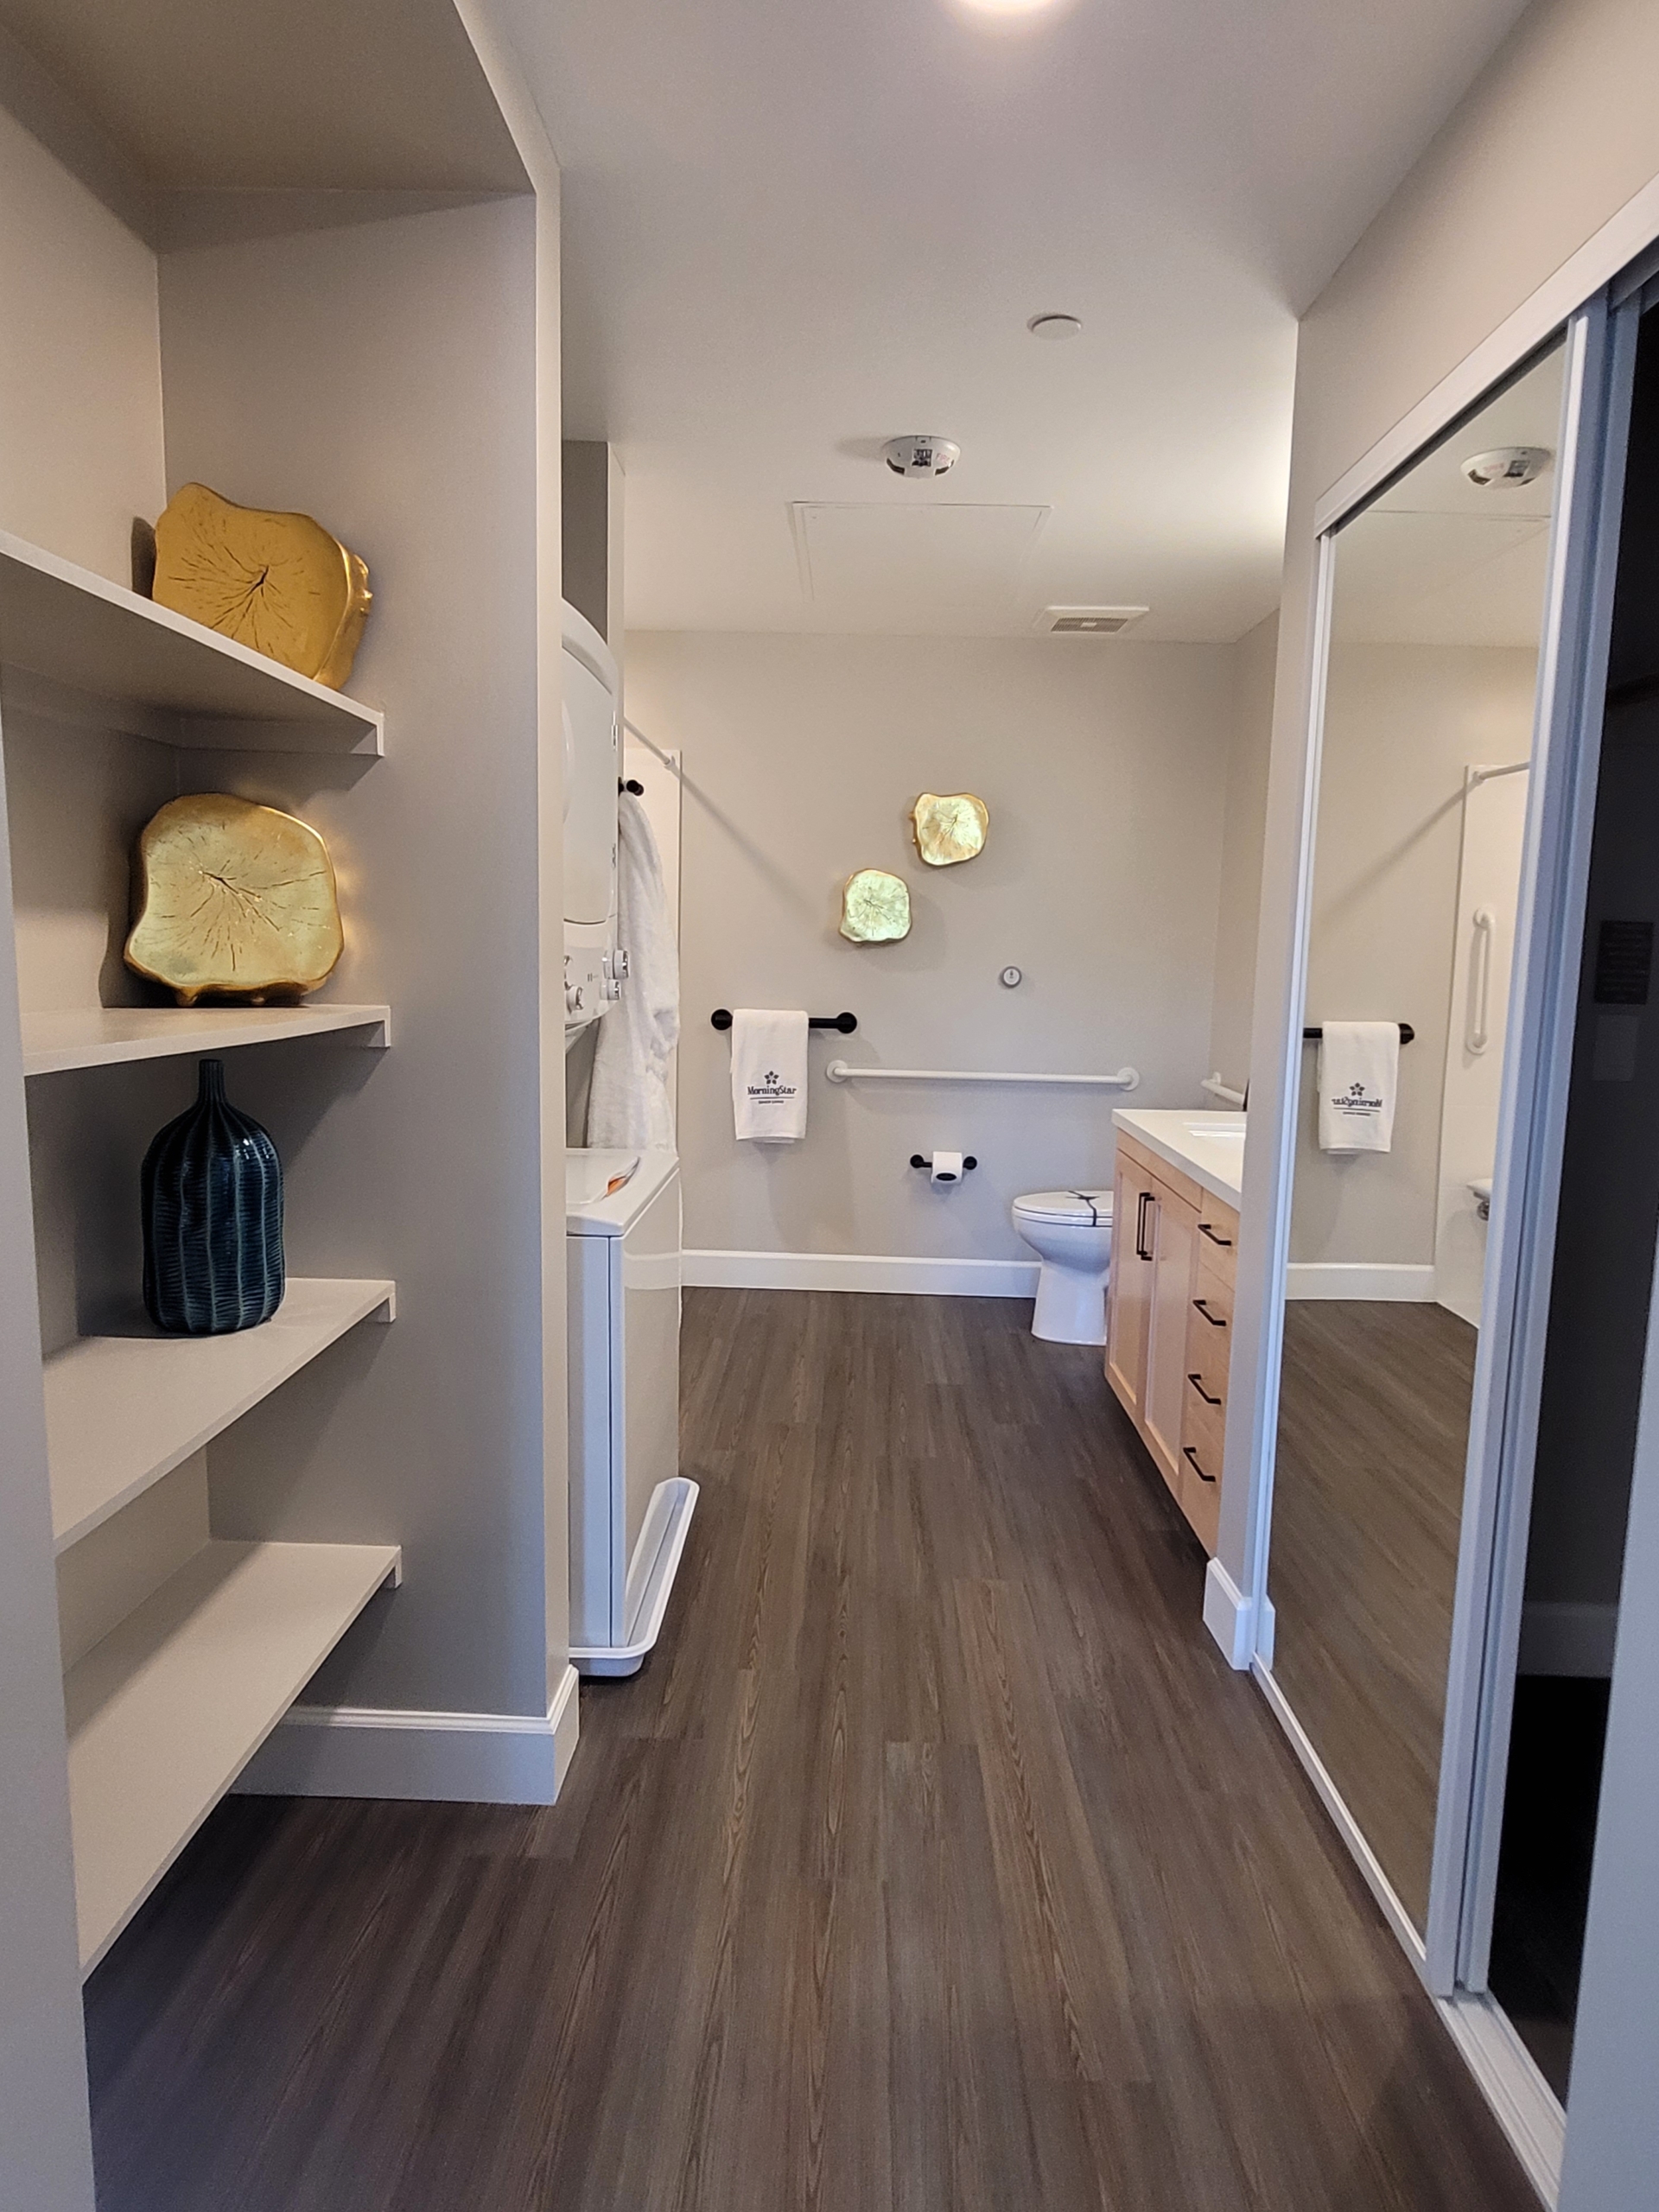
(825, 1060, 1140, 1090)
(1201, 1072, 1246, 1107)
(1468, 906, 1496, 1055)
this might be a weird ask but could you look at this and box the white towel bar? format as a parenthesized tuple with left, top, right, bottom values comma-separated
(1201, 1072, 1246, 1106)
(825, 1060, 1140, 1090)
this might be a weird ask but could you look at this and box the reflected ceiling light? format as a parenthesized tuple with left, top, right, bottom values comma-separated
(1028, 313, 1082, 340)
(1461, 445, 1554, 488)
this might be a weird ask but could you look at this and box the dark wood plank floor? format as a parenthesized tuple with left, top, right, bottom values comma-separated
(85, 1290, 1529, 2210)
(1268, 1300, 1478, 1934)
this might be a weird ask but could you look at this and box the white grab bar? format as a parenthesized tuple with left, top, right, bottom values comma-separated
(1468, 906, 1496, 1054)
(825, 1060, 1140, 1090)
(1201, 1072, 1246, 1107)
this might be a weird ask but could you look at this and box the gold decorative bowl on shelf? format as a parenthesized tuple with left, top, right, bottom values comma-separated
(152, 482, 372, 690)
(124, 793, 344, 1005)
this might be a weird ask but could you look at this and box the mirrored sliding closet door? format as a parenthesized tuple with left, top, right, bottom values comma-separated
(1267, 341, 1568, 1938)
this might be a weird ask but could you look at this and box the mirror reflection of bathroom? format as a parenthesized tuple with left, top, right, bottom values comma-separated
(1266, 340, 1567, 1935)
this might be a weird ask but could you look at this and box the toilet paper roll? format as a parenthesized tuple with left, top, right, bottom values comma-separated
(930, 1150, 963, 1186)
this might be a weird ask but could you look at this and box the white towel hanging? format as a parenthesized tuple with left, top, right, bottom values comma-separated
(1318, 1022, 1399, 1152)
(730, 1009, 809, 1142)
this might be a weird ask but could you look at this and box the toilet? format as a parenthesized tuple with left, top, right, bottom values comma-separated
(1012, 1188, 1115, 1344)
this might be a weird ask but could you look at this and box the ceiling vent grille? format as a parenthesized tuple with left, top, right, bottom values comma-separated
(1036, 605, 1148, 635)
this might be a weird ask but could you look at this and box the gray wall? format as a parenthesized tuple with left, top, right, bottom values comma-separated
(1206, 613, 1277, 1093)
(626, 630, 1234, 1264)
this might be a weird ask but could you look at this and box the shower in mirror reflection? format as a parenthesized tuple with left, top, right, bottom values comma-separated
(1265, 341, 1564, 1936)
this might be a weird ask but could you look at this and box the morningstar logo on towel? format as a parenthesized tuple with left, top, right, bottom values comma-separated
(747, 1069, 797, 1102)
(1329, 1078, 1383, 1116)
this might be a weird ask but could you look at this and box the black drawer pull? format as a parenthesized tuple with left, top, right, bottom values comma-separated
(1187, 1372, 1223, 1407)
(1198, 1222, 1233, 1247)
(1135, 1188, 1155, 1262)
(1192, 1298, 1227, 1328)
(1182, 1445, 1217, 1484)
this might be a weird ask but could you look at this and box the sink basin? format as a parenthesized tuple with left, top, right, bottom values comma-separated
(1185, 1122, 1245, 1149)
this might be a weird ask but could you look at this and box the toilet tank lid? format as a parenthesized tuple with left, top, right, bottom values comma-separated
(1013, 1188, 1113, 1225)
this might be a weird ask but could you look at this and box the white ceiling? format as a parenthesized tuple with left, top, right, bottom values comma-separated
(499, 0, 1535, 641)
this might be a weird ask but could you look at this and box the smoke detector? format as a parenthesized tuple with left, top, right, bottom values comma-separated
(884, 435, 961, 479)
(1461, 445, 1553, 489)
(1035, 605, 1148, 635)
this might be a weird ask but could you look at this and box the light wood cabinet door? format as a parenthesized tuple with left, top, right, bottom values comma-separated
(1105, 1157, 1159, 1422)
(1143, 1179, 1198, 1487)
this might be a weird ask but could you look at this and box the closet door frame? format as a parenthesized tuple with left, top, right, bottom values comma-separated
(1433, 290, 1638, 1999)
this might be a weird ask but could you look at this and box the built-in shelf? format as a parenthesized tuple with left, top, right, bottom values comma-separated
(0, 527, 385, 755)
(22, 1001, 392, 1077)
(66, 1535, 401, 1972)
(47, 1278, 397, 1554)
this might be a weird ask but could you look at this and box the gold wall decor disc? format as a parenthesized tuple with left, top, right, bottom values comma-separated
(840, 868, 912, 943)
(152, 482, 372, 690)
(125, 794, 345, 1004)
(912, 791, 988, 867)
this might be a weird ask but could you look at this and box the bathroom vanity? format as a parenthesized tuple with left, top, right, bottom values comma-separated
(1105, 1111, 1244, 1554)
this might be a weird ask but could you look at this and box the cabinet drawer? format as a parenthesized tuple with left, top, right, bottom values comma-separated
(1183, 1329, 1228, 1421)
(1195, 1200, 1238, 1267)
(1189, 1269, 1231, 1341)
(1180, 1385, 1225, 1477)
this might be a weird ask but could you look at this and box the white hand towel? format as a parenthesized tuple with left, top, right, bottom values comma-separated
(731, 1009, 809, 1142)
(587, 792, 680, 1152)
(1318, 1021, 1399, 1153)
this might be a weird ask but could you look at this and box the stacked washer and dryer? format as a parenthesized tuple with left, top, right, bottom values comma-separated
(562, 602, 696, 1677)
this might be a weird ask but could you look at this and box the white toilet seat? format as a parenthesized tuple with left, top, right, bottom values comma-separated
(1012, 1188, 1113, 1227)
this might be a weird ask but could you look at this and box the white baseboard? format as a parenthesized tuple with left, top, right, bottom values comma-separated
(1202, 1557, 1258, 1669)
(683, 1249, 1039, 1298)
(1518, 1599, 1618, 1678)
(1285, 1262, 1436, 1300)
(236, 1662, 582, 1806)
(1253, 1662, 1561, 2206)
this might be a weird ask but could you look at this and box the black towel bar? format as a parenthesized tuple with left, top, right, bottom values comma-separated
(1303, 1022, 1414, 1045)
(711, 1009, 857, 1033)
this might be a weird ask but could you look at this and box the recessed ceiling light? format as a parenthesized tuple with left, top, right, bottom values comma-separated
(1028, 313, 1082, 340)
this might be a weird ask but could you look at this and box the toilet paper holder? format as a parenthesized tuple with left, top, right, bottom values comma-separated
(911, 1152, 977, 1181)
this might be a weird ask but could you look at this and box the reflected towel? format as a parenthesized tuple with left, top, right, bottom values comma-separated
(1318, 1021, 1398, 1153)
(730, 1009, 808, 1141)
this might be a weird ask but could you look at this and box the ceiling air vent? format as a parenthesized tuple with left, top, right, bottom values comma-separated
(1037, 606, 1148, 635)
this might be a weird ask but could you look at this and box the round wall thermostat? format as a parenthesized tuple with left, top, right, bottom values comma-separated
(1000, 966, 1022, 988)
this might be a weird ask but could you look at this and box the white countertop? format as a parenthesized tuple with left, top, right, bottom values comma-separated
(1112, 1109, 1246, 1208)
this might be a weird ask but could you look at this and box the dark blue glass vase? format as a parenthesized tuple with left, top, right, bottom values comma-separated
(142, 1058, 284, 1334)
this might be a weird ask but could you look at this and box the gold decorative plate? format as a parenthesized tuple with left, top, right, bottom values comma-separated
(912, 791, 988, 867)
(840, 868, 912, 943)
(153, 482, 372, 690)
(125, 794, 344, 1005)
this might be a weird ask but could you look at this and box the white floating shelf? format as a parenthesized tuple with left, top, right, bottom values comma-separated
(67, 1536, 401, 1972)
(22, 1001, 391, 1077)
(0, 527, 384, 755)
(48, 1278, 396, 1554)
